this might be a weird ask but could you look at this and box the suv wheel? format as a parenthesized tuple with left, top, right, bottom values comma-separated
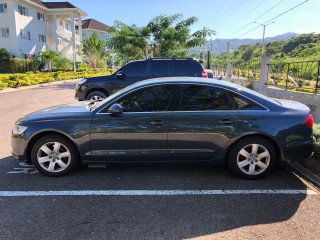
(86, 91, 107, 101)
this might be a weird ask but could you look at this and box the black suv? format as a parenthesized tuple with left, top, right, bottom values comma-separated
(75, 58, 208, 101)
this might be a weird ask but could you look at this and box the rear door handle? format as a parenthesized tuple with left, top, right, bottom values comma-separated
(151, 120, 163, 125)
(219, 119, 233, 124)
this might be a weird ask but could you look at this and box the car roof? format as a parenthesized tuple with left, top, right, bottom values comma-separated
(129, 77, 280, 108)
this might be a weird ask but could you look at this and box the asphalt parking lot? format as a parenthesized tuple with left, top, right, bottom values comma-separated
(0, 81, 320, 239)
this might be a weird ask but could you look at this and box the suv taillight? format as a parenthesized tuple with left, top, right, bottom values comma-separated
(306, 114, 314, 128)
(201, 71, 208, 78)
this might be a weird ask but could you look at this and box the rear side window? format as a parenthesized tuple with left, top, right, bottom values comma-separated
(231, 93, 265, 110)
(122, 61, 147, 77)
(150, 61, 171, 78)
(180, 85, 231, 111)
(173, 60, 196, 76)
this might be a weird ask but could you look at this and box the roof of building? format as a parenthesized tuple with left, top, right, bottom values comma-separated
(29, 0, 85, 13)
(82, 18, 109, 32)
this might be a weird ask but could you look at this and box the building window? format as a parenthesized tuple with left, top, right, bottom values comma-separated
(58, 38, 62, 45)
(0, 3, 7, 13)
(0, 28, 9, 38)
(39, 34, 46, 43)
(65, 22, 72, 31)
(18, 5, 28, 16)
(37, 12, 45, 21)
(20, 29, 31, 40)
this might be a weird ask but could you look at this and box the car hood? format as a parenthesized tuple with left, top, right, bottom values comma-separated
(20, 102, 93, 123)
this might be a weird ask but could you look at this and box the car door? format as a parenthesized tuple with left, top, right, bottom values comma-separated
(90, 84, 176, 161)
(168, 84, 242, 161)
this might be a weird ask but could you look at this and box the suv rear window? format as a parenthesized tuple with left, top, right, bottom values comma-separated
(149, 60, 171, 78)
(173, 60, 196, 76)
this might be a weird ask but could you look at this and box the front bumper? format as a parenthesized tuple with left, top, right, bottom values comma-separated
(11, 134, 28, 161)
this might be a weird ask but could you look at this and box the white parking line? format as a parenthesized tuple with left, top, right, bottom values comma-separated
(0, 189, 317, 197)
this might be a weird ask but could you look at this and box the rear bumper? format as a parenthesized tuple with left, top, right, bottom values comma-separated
(282, 136, 315, 161)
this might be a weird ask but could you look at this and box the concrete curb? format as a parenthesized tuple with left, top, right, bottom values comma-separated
(0, 78, 81, 94)
(289, 162, 320, 189)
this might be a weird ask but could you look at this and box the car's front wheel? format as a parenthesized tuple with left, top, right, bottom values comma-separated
(86, 91, 107, 101)
(228, 137, 276, 179)
(31, 135, 79, 177)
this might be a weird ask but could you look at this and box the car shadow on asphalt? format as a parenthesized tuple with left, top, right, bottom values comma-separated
(0, 156, 310, 239)
(33, 82, 77, 91)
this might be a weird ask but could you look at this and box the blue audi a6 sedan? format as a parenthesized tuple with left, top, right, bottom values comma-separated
(11, 78, 315, 179)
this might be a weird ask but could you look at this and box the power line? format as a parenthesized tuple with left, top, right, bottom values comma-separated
(216, 0, 266, 36)
(211, 0, 246, 30)
(234, 0, 308, 39)
(264, 0, 308, 24)
(225, 0, 286, 38)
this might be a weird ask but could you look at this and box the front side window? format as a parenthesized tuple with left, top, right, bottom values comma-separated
(0, 28, 9, 38)
(20, 29, 30, 40)
(180, 85, 231, 111)
(113, 85, 175, 112)
(18, 5, 28, 16)
(122, 61, 147, 78)
(0, 3, 7, 13)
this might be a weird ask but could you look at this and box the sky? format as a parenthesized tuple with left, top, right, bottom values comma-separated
(50, 0, 319, 40)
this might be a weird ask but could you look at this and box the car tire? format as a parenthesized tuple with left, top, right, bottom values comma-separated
(86, 91, 107, 101)
(228, 137, 276, 179)
(31, 135, 79, 177)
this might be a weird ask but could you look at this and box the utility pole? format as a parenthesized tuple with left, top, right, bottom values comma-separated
(227, 42, 230, 62)
(254, 21, 275, 56)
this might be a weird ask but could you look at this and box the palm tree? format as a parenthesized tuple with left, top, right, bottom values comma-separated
(82, 32, 107, 68)
(40, 50, 60, 71)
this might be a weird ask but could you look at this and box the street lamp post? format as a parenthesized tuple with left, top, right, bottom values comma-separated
(254, 21, 275, 56)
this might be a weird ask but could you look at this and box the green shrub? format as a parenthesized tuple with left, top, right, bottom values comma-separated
(0, 81, 8, 89)
(313, 123, 320, 157)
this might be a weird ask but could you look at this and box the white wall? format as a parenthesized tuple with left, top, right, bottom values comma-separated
(14, 1, 48, 57)
(0, 0, 17, 56)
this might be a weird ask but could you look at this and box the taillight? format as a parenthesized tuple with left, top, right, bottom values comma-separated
(201, 71, 208, 78)
(306, 114, 314, 128)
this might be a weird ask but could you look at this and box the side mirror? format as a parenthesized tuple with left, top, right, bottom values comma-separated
(116, 71, 125, 80)
(109, 103, 123, 114)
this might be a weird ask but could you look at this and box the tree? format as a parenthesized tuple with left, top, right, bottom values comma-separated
(40, 50, 60, 71)
(82, 32, 107, 68)
(0, 48, 10, 62)
(107, 14, 215, 61)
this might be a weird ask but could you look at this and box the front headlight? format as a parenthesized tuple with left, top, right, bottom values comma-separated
(12, 125, 28, 135)
(76, 78, 87, 89)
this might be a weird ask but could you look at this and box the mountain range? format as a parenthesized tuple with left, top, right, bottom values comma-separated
(190, 32, 299, 55)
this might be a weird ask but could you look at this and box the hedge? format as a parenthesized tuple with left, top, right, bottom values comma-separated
(0, 69, 113, 90)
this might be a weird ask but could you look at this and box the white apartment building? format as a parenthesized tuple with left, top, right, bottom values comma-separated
(81, 18, 111, 42)
(0, 0, 87, 62)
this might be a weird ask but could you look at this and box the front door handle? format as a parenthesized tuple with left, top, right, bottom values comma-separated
(151, 120, 163, 125)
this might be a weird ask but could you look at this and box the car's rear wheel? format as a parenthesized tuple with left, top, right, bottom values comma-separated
(228, 137, 276, 179)
(31, 135, 78, 177)
(86, 91, 107, 101)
